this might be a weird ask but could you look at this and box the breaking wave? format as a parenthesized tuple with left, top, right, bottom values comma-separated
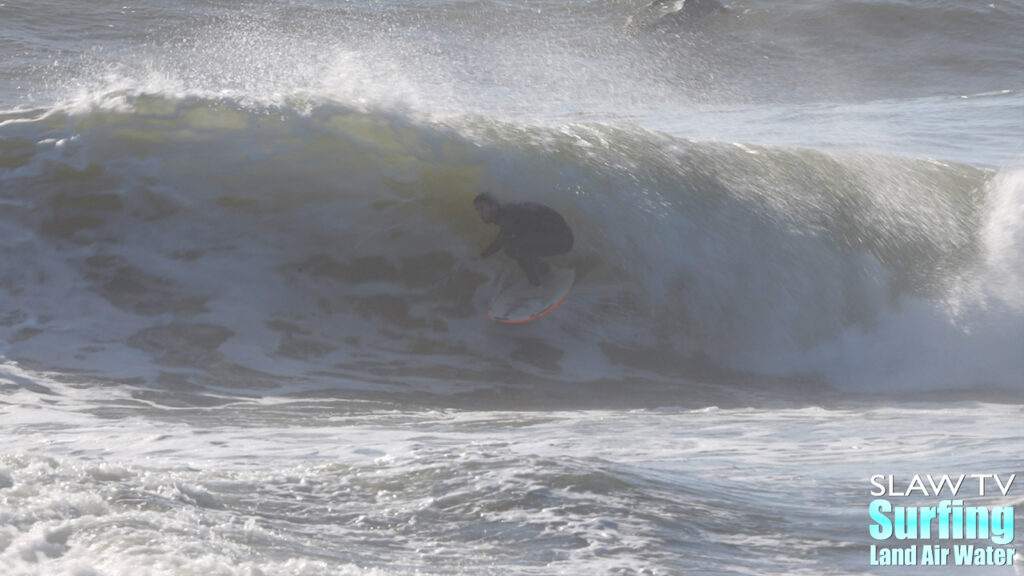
(1, 94, 1021, 400)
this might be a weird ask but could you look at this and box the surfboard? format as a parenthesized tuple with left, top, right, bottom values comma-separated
(488, 267, 575, 324)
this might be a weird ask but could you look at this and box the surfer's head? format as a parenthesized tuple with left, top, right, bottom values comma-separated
(474, 192, 500, 224)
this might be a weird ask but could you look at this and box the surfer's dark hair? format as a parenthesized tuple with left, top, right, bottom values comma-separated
(474, 192, 499, 206)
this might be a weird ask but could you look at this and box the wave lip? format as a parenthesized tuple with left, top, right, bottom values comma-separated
(4, 0, 1023, 130)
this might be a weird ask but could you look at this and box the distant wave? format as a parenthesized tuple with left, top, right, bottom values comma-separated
(1, 94, 1022, 397)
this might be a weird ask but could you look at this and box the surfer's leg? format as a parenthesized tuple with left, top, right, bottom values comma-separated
(516, 253, 544, 286)
(521, 258, 543, 286)
(526, 228, 573, 258)
(505, 242, 544, 286)
(517, 231, 567, 284)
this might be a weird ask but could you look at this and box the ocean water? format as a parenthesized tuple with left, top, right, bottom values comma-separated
(1, 0, 1023, 574)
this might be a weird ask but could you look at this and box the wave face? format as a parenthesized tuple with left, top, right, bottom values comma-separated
(1, 96, 1021, 398)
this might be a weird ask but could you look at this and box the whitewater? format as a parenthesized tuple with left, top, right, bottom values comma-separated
(2, 0, 1023, 574)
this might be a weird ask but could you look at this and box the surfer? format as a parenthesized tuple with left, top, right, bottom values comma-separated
(628, 0, 726, 33)
(474, 192, 573, 286)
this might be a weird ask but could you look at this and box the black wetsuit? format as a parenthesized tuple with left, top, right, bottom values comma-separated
(481, 202, 574, 286)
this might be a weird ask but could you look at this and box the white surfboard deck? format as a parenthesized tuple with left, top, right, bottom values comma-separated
(488, 267, 575, 324)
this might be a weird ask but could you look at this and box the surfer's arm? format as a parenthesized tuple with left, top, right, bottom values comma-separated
(481, 230, 511, 258)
